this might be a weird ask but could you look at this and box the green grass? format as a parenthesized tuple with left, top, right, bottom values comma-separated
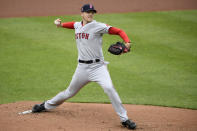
(0, 10, 197, 109)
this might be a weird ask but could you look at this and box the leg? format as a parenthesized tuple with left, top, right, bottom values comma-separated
(45, 64, 89, 110)
(90, 64, 136, 129)
(90, 64, 128, 122)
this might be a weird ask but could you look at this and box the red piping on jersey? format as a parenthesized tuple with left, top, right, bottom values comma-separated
(62, 22, 75, 29)
(108, 27, 130, 43)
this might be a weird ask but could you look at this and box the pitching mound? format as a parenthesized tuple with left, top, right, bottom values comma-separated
(0, 101, 196, 131)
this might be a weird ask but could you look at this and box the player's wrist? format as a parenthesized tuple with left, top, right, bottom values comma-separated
(125, 42, 131, 49)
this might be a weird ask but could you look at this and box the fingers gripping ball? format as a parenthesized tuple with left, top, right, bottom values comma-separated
(108, 42, 130, 55)
(54, 18, 61, 26)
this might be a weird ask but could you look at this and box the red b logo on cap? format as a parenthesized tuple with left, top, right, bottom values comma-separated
(90, 4, 92, 8)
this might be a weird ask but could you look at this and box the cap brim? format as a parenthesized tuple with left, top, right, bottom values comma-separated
(82, 9, 97, 13)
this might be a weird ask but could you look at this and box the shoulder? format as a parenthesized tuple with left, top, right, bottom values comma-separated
(74, 22, 81, 28)
(91, 21, 112, 34)
(91, 20, 112, 29)
(92, 20, 107, 26)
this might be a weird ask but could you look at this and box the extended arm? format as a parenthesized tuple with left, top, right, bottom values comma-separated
(108, 27, 131, 49)
(61, 22, 75, 29)
(54, 18, 75, 29)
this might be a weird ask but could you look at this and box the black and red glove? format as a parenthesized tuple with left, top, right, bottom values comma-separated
(108, 42, 130, 55)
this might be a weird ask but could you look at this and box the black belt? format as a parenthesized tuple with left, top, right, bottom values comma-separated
(79, 59, 100, 64)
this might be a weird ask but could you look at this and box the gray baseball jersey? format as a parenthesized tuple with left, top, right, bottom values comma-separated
(74, 20, 111, 61)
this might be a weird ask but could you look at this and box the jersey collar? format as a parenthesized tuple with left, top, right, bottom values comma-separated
(81, 20, 96, 26)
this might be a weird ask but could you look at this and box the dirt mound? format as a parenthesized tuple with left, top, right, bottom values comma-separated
(0, 101, 196, 131)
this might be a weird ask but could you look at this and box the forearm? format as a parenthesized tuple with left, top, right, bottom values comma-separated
(61, 22, 75, 29)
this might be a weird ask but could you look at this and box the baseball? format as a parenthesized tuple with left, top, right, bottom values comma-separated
(54, 19, 61, 25)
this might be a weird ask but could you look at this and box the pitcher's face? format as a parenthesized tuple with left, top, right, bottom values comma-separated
(81, 11, 95, 23)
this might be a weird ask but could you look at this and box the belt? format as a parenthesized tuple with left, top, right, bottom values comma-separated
(79, 59, 100, 64)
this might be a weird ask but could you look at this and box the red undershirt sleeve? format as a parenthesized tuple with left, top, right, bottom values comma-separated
(108, 27, 130, 43)
(62, 22, 75, 29)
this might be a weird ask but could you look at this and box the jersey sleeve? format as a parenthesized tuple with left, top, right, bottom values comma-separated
(74, 22, 81, 29)
(95, 22, 112, 34)
(108, 27, 130, 43)
(62, 22, 75, 29)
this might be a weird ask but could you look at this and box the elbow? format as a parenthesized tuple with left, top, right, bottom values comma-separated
(109, 27, 122, 35)
(118, 29, 124, 35)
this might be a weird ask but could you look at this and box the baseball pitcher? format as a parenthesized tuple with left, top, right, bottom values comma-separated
(32, 4, 136, 130)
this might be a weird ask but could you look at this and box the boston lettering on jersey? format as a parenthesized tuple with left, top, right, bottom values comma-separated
(75, 33, 89, 40)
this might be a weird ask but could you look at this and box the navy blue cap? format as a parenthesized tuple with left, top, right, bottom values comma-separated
(81, 4, 97, 13)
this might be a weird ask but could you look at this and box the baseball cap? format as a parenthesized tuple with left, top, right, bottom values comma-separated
(81, 4, 97, 13)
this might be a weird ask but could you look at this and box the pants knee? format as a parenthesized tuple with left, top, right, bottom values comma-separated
(62, 86, 80, 99)
(62, 88, 74, 99)
(103, 85, 114, 94)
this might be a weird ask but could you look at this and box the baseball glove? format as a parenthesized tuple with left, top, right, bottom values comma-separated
(108, 42, 130, 55)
